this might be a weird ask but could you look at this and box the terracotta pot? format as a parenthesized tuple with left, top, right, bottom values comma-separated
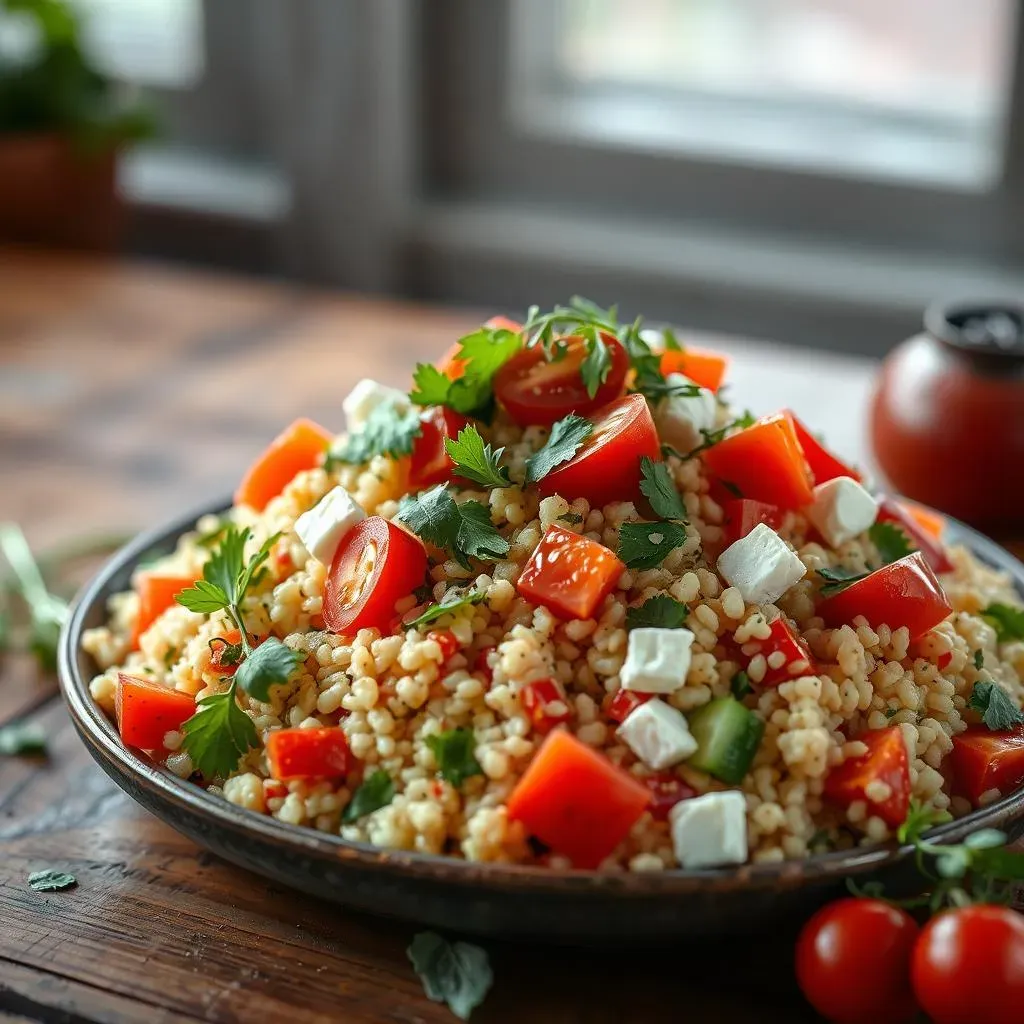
(0, 133, 123, 250)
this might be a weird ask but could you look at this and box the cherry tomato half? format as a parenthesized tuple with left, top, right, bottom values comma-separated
(823, 726, 910, 828)
(911, 905, 1024, 1024)
(323, 517, 427, 634)
(949, 726, 1024, 805)
(539, 393, 661, 510)
(409, 406, 470, 489)
(796, 898, 920, 1024)
(494, 332, 628, 426)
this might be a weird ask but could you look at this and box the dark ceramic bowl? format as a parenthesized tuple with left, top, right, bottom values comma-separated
(58, 499, 1024, 941)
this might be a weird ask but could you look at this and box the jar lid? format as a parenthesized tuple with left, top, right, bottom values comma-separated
(925, 299, 1024, 363)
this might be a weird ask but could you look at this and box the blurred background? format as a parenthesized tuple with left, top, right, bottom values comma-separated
(1, 0, 1023, 355)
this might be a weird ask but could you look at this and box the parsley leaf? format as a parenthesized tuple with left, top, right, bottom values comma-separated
(0, 721, 47, 756)
(407, 931, 493, 1022)
(408, 364, 451, 408)
(868, 521, 915, 564)
(817, 565, 869, 597)
(325, 400, 422, 468)
(625, 595, 688, 631)
(618, 521, 688, 570)
(731, 670, 752, 700)
(580, 332, 612, 399)
(176, 579, 231, 614)
(343, 769, 396, 823)
(425, 728, 482, 787)
(639, 457, 688, 521)
(181, 684, 260, 779)
(444, 425, 511, 489)
(524, 414, 593, 484)
(234, 637, 301, 702)
(409, 589, 487, 628)
(981, 603, 1024, 643)
(28, 869, 77, 892)
(967, 681, 1024, 731)
(974, 650, 985, 670)
(398, 486, 510, 570)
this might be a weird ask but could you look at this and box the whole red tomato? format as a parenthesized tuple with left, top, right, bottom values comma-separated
(796, 898, 919, 1024)
(911, 904, 1024, 1024)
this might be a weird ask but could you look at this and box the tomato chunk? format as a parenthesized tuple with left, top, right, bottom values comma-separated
(520, 679, 573, 734)
(823, 726, 910, 828)
(643, 772, 697, 821)
(748, 617, 816, 686)
(473, 644, 497, 685)
(115, 673, 196, 750)
(409, 407, 470, 489)
(877, 497, 953, 575)
(949, 727, 1024, 805)
(659, 347, 729, 392)
(236, 418, 333, 512)
(266, 727, 352, 782)
(517, 524, 625, 620)
(324, 517, 427, 634)
(818, 552, 952, 639)
(606, 688, 654, 724)
(539, 393, 660, 509)
(784, 410, 862, 484)
(702, 413, 814, 509)
(507, 730, 652, 868)
(721, 498, 783, 545)
(427, 629, 460, 663)
(132, 574, 196, 648)
(494, 332, 629, 426)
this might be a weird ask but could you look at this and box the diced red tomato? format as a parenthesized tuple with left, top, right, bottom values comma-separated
(606, 688, 654, 724)
(937, 651, 954, 671)
(877, 497, 954, 574)
(643, 772, 697, 821)
(520, 679, 573, 734)
(266, 727, 352, 782)
(659, 346, 729, 392)
(208, 628, 243, 676)
(235, 418, 333, 512)
(517, 524, 625, 621)
(506, 730, 652, 868)
(702, 412, 814, 510)
(784, 410, 862, 484)
(473, 644, 496, 685)
(409, 406, 471, 489)
(115, 673, 197, 750)
(427, 629, 460, 664)
(748, 618, 816, 687)
(131, 575, 196, 648)
(823, 726, 910, 828)
(949, 727, 1024, 805)
(721, 498, 783, 545)
(494, 332, 629, 426)
(818, 551, 952, 640)
(538, 393, 661, 509)
(323, 517, 428, 635)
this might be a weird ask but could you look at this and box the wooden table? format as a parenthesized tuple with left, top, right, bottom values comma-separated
(0, 249, 922, 1023)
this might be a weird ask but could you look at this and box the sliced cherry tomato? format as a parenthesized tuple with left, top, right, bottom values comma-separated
(494, 332, 629, 426)
(642, 772, 697, 821)
(208, 628, 242, 676)
(721, 498, 783, 545)
(538, 393, 660, 509)
(115, 673, 196, 750)
(409, 406, 471, 489)
(506, 729, 652, 868)
(131, 574, 196, 648)
(818, 551, 952, 640)
(520, 679, 573, 734)
(427, 629, 460, 664)
(702, 412, 814, 510)
(796, 898, 920, 1024)
(659, 346, 729, 392)
(876, 497, 954, 574)
(785, 409, 863, 484)
(606, 688, 654, 724)
(517, 524, 625, 621)
(949, 726, 1024, 805)
(324, 517, 427, 635)
(911, 904, 1024, 1024)
(235, 418, 333, 512)
(266, 727, 352, 782)
(823, 726, 910, 828)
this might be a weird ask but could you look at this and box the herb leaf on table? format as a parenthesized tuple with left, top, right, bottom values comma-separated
(29, 869, 77, 892)
(407, 931, 494, 1021)
(0, 721, 47, 756)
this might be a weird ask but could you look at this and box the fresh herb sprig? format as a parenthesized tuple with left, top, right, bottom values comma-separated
(524, 414, 592, 485)
(325, 399, 422, 469)
(407, 931, 493, 1021)
(397, 487, 510, 570)
(444, 425, 511, 489)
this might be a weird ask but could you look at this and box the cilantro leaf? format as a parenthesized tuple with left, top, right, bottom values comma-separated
(639, 457, 688, 521)
(407, 931, 493, 1022)
(29, 869, 77, 892)
(625, 595, 688, 631)
(981, 603, 1024, 643)
(0, 721, 47, 756)
(617, 521, 688, 570)
(868, 521, 915, 564)
(580, 332, 612, 399)
(525, 414, 593, 485)
(409, 589, 487, 628)
(425, 728, 482, 787)
(816, 565, 870, 597)
(343, 769, 396, 823)
(444, 425, 511, 489)
(398, 486, 510, 570)
(181, 684, 260, 779)
(967, 681, 1024, 731)
(326, 400, 422, 468)
(408, 364, 452, 408)
(974, 650, 985, 670)
(235, 637, 301, 702)
(731, 671, 752, 700)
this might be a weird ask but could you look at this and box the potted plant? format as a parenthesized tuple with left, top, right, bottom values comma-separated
(0, 0, 155, 249)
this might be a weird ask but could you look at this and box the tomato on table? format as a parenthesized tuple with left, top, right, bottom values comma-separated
(658, 346, 729, 392)
(876, 496, 953, 574)
(266, 727, 352, 782)
(408, 406, 470, 489)
(323, 517, 427, 634)
(606, 688, 653, 724)
(131, 574, 196, 648)
(520, 679, 573, 734)
(721, 498, 783, 545)
(823, 726, 910, 828)
(493, 331, 629, 426)
(949, 726, 1024, 805)
(538, 393, 660, 509)
(702, 413, 814, 509)
(642, 773, 696, 821)
(235, 418, 333, 512)
(818, 552, 952, 639)
(785, 409, 862, 484)
(506, 729, 652, 868)
(748, 617, 816, 686)
(116, 673, 196, 750)
(517, 524, 625, 621)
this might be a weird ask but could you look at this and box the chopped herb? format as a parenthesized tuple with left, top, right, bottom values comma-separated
(409, 589, 487, 628)
(444, 425, 511, 489)
(617, 521, 688, 570)
(0, 721, 47, 756)
(29, 869, 77, 892)
(557, 512, 584, 525)
(884, 706, 901, 719)
(721, 480, 744, 499)
(817, 565, 870, 597)
(625, 595, 689, 631)
(397, 486, 510, 570)
(209, 637, 244, 668)
(234, 637, 301, 702)
(967, 681, 1024, 732)
(730, 671, 752, 700)
(981, 603, 1024, 643)
(325, 400, 422, 468)
(524, 414, 593, 485)
(661, 326, 683, 352)
(807, 828, 831, 853)
(579, 330, 613, 399)
(195, 517, 230, 548)
(163, 647, 179, 669)
(868, 521, 915, 564)
(974, 650, 985, 670)
(425, 728, 483, 787)
(407, 931, 493, 1021)
(638, 457, 688, 522)
(181, 685, 260, 779)
(660, 443, 685, 461)
(343, 769, 396, 823)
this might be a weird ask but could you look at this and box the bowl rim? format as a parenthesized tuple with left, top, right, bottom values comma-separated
(58, 495, 1024, 896)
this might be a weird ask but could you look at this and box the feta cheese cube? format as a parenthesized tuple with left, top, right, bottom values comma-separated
(654, 373, 717, 453)
(807, 476, 879, 548)
(617, 699, 698, 770)
(294, 486, 366, 566)
(342, 379, 411, 432)
(669, 790, 748, 869)
(717, 522, 806, 605)
(621, 627, 695, 693)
